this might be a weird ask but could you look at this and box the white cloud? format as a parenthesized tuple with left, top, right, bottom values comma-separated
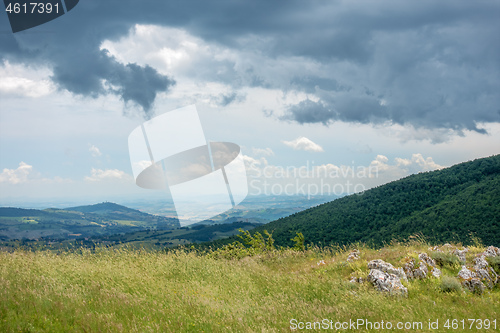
(89, 145, 102, 157)
(282, 136, 324, 152)
(84, 168, 130, 182)
(0, 61, 55, 98)
(371, 154, 443, 179)
(396, 153, 444, 172)
(0, 162, 71, 185)
(0, 162, 33, 184)
(252, 147, 275, 156)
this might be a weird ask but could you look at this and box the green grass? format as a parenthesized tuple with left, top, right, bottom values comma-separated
(0, 242, 499, 332)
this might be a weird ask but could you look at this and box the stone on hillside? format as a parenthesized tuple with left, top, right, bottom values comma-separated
(474, 256, 490, 270)
(346, 249, 360, 262)
(452, 248, 468, 264)
(458, 266, 475, 280)
(483, 246, 500, 258)
(430, 267, 442, 278)
(403, 259, 415, 279)
(457, 266, 485, 294)
(473, 256, 498, 288)
(368, 269, 408, 297)
(349, 276, 364, 283)
(418, 253, 441, 278)
(368, 259, 407, 280)
(468, 278, 485, 294)
(418, 253, 436, 267)
(403, 253, 441, 280)
(413, 261, 428, 279)
(428, 245, 443, 252)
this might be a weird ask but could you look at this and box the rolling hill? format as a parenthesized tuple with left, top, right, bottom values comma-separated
(0, 202, 179, 240)
(209, 154, 500, 248)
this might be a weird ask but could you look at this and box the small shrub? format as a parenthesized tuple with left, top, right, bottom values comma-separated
(237, 229, 275, 252)
(291, 232, 305, 252)
(439, 276, 462, 293)
(207, 241, 251, 259)
(431, 251, 461, 269)
(208, 229, 276, 259)
(486, 256, 500, 275)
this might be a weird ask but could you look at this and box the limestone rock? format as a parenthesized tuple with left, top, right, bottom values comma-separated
(403, 253, 441, 279)
(469, 278, 485, 294)
(368, 269, 408, 297)
(418, 253, 441, 278)
(418, 253, 436, 266)
(413, 262, 428, 279)
(473, 256, 498, 288)
(457, 266, 485, 294)
(458, 266, 475, 280)
(428, 245, 443, 252)
(483, 246, 500, 258)
(452, 248, 468, 264)
(403, 260, 415, 280)
(346, 249, 360, 262)
(349, 276, 364, 283)
(368, 259, 407, 281)
(430, 267, 442, 278)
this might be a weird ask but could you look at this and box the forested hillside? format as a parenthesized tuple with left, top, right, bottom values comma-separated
(211, 154, 500, 248)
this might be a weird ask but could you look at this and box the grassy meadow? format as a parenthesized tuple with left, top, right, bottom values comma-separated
(0, 240, 499, 332)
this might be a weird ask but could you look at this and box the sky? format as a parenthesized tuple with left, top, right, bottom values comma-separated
(0, 0, 499, 207)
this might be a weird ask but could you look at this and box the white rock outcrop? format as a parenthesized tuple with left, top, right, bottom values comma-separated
(482, 246, 500, 258)
(349, 276, 364, 283)
(368, 259, 407, 281)
(418, 253, 442, 278)
(346, 249, 360, 262)
(457, 266, 485, 294)
(368, 269, 408, 296)
(472, 255, 498, 289)
(403, 253, 441, 279)
(452, 248, 469, 264)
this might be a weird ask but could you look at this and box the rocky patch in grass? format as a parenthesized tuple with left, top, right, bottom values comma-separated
(456, 246, 499, 294)
(348, 246, 500, 297)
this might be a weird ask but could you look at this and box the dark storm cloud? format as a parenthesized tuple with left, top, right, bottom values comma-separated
(50, 49, 175, 116)
(0, 0, 499, 130)
(281, 100, 336, 125)
(290, 76, 345, 94)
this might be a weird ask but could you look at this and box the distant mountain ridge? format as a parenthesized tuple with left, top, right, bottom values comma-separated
(0, 202, 180, 240)
(66, 202, 141, 214)
(209, 154, 500, 248)
(64, 202, 165, 221)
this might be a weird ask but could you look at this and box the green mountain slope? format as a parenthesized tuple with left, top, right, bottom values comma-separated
(247, 154, 500, 247)
(64, 202, 178, 227)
